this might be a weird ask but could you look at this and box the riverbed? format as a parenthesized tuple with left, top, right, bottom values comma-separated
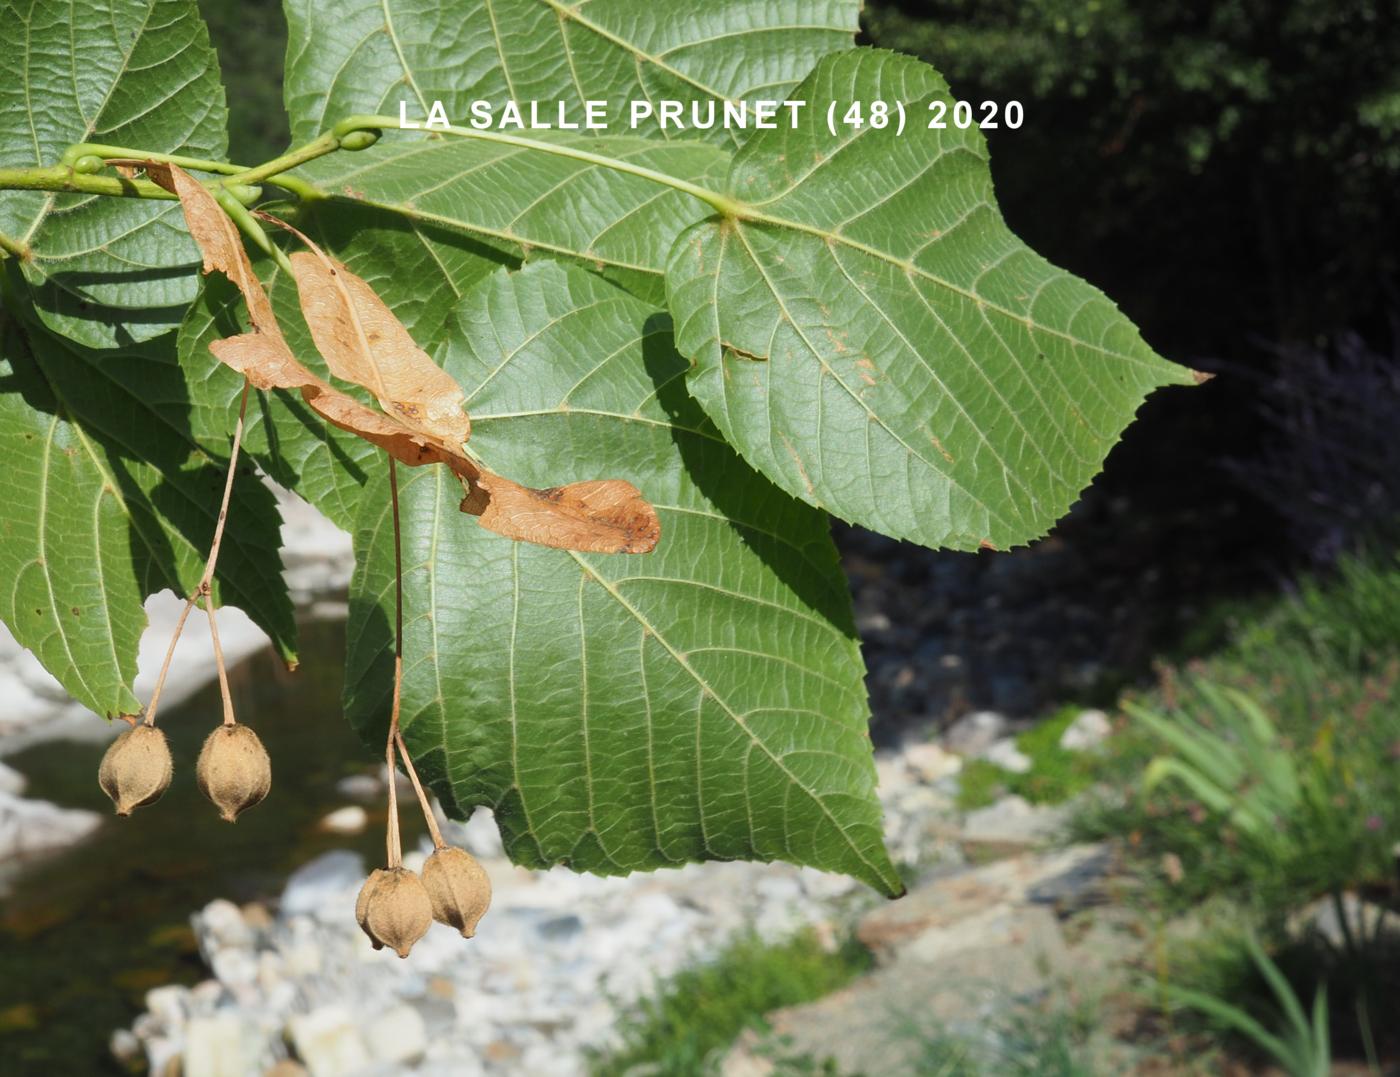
(0, 619, 424, 1074)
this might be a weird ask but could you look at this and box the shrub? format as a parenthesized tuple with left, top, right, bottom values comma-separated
(591, 930, 873, 1077)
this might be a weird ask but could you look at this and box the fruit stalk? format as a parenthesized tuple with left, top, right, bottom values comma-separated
(144, 378, 251, 727)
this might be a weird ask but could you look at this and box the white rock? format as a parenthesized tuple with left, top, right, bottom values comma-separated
(961, 795, 1064, 849)
(211, 948, 259, 991)
(198, 899, 254, 956)
(317, 806, 368, 834)
(1059, 709, 1112, 751)
(110, 1027, 143, 1066)
(0, 669, 55, 727)
(0, 791, 102, 859)
(115, 722, 978, 1077)
(184, 1013, 256, 1077)
(279, 850, 365, 916)
(439, 806, 505, 859)
(190, 980, 227, 1009)
(281, 939, 324, 978)
(365, 1004, 428, 1065)
(1290, 891, 1400, 948)
(145, 1035, 182, 1077)
(0, 761, 26, 795)
(334, 773, 381, 801)
(274, 483, 355, 602)
(288, 1006, 372, 1077)
(144, 984, 190, 1029)
(903, 742, 963, 783)
(873, 754, 912, 795)
(981, 738, 1032, 774)
(11, 644, 70, 702)
(942, 710, 1008, 756)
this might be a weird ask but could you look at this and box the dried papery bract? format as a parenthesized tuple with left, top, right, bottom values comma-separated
(361, 868, 433, 958)
(153, 173, 659, 556)
(99, 723, 173, 815)
(422, 846, 492, 938)
(196, 723, 272, 821)
(472, 474, 660, 555)
(145, 164, 463, 470)
(285, 238, 472, 450)
(254, 210, 661, 556)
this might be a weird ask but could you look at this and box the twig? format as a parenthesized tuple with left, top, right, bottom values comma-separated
(397, 729, 446, 850)
(384, 456, 408, 867)
(205, 598, 236, 726)
(385, 726, 402, 869)
(382, 460, 445, 848)
(144, 379, 250, 727)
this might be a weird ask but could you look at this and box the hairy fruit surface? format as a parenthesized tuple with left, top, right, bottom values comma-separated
(196, 723, 272, 822)
(98, 724, 173, 816)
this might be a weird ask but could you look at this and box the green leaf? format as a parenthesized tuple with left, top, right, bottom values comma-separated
(0, 0, 229, 347)
(180, 199, 512, 530)
(666, 49, 1198, 552)
(0, 305, 295, 718)
(302, 135, 728, 304)
(345, 261, 899, 895)
(283, 0, 858, 146)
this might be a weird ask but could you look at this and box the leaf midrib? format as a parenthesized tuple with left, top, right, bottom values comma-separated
(565, 548, 897, 892)
(311, 127, 1169, 371)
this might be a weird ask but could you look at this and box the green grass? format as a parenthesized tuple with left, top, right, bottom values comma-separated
(1069, 564, 1400, 916)
(1065, 548, 1400, 1066)
(883, 994, 1101, 1077)
(955, 706, 1106, 810)
(590, 929, 873, 1077)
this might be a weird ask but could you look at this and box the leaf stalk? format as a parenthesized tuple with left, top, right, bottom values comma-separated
(0, 229, 27, 260)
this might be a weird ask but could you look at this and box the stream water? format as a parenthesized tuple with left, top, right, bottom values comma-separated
(0, 619, 424, 1075)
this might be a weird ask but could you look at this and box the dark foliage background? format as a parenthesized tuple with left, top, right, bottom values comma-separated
(863, 0, 1400, 568)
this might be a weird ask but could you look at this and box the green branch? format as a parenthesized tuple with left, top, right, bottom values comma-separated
(60, 142, 248, 176)
(0, 164, 262, 205)
(0, 163, 180, 201)
(0, 114, 742, 222)
(60, 143, 321, 201)
(221, 132, 343, 197)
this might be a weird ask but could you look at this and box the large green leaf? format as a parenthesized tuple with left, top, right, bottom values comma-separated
(345, 261, 899, 894)
(0, 0, 228, 348)
(0, 302, 295, 718)
(283, 0, 858, 147)
(302, 135, 728, 304)
(666, 49, 1198, 551)
(180, 199, 512, 530)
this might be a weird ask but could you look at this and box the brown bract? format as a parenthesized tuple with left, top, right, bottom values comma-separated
(147, 163, 459, 470)
(474, 475, 661, 555)
(152, 163, 659, 555)
(287, 244, 471, 450)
